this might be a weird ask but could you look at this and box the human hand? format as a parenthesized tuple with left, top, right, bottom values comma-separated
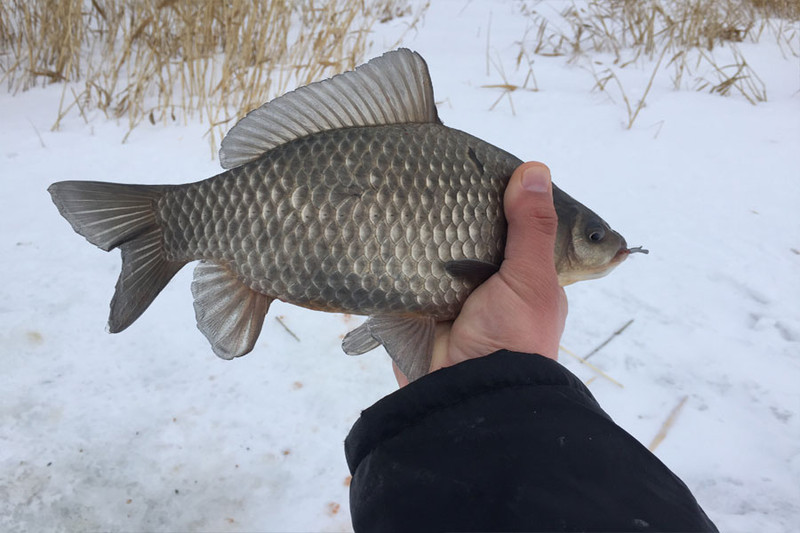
(393, 162, 568, 387)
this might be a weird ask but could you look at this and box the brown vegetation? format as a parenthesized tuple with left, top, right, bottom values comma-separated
(517, 0, 799, 127)
(0, 0, 425, 149)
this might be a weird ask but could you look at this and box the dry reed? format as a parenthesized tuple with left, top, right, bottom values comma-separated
(0, 0, 426, 152)
(559, 344, 625, 388)
(648, 395, 689, 451)
(583, 318, 635, 360)
(518, 0, 799, 127)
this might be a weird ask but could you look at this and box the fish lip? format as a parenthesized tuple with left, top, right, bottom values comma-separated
(612, 245, 631, 264)
(606, 243, 648, 272)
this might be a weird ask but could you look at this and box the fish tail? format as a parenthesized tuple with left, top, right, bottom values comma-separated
(48, 180, 187, 332)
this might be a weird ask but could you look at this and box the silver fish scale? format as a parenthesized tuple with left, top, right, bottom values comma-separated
(159, 123, 521, 319)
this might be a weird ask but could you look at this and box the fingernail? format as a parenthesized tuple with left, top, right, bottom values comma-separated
(522, 165, 550, 193)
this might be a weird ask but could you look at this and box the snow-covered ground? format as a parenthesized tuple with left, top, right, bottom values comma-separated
(2, 1, 798, 531)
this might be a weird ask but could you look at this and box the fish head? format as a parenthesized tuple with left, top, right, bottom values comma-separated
(552, 187, 631, 286)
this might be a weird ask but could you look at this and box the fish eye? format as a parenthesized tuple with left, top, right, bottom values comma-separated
(587, 227, 606, 242)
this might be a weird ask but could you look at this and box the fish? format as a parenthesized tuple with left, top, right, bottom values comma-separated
(48, 49, 647, 381)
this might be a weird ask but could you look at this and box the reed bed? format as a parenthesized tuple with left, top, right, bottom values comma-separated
(517, 0, 799, 127)
(0, 0, 424, 150)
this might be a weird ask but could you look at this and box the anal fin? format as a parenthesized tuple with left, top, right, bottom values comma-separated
(346, 316, 436, 382)
(191, 261, 273, 359)
(342, 321, 381, 355)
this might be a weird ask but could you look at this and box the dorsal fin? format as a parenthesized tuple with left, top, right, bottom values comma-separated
(219, 48, 441, 169)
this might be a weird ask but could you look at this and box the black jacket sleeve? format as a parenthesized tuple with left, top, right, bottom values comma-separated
(345, 350, 717, 532)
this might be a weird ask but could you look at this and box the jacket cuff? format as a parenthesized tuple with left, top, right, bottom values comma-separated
(345, 350, 606, 473)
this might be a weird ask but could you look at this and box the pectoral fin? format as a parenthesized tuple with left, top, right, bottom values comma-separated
(191, 261, 273, 359)
(445, 259, 499, 285)
(344, 315, 436, 382)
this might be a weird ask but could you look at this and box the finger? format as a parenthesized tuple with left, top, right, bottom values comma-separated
(392, 361, 409, 388)
(501, 162, 560, 290)
(429, 321, 454, 373)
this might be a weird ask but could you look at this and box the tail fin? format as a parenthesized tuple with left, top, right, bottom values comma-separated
(48, 181, 187, 332)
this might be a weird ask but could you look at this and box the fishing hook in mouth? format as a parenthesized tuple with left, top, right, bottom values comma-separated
(627, 246, 649, 254)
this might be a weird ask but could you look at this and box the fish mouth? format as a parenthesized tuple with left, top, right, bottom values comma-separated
(611, 245, 629, 265)
(609, 243, 649, 268)
(617, 245, 649, 260)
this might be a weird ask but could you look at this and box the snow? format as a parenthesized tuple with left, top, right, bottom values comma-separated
(2, 1, 798, 531)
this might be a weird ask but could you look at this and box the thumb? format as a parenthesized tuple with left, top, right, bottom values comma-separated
(501, 162, 560, 291)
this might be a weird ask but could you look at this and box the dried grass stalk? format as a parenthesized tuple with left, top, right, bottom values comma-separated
(559, 344, 625, 388)
(648, 395, 689, 452)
